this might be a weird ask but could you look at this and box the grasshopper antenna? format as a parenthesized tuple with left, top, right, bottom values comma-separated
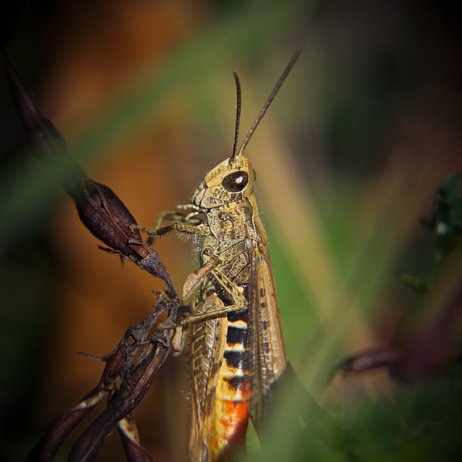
(237, 45, 303, 157)
(231, 71, 242, 160)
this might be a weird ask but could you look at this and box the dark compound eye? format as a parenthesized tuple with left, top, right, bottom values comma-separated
(222, 171, 249, 192)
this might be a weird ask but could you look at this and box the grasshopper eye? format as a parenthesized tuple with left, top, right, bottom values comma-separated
(222, 171, 249, 192)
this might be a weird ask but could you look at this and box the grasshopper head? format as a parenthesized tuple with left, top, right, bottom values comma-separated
(192, 46, 302, 211)
(192, 155, 256, 209)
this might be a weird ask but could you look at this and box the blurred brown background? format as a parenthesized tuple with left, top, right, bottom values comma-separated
(1, 0, 461, 461)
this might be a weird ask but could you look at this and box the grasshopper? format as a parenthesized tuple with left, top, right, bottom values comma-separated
(154, 48, 302, 462)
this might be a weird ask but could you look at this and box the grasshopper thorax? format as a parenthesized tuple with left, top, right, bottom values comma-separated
(192, 155, 256, 209)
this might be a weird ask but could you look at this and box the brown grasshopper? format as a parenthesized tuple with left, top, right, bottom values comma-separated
(152, 48, 302, 462)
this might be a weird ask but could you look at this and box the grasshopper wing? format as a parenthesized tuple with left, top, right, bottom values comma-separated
(246, 239, 287, 433)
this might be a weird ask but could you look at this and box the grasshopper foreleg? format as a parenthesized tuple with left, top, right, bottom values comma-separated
(134, 206, 207, 246)
(156, 221, 209, 238)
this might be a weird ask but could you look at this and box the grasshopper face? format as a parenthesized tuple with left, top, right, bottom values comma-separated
(192, 155, 256, 209)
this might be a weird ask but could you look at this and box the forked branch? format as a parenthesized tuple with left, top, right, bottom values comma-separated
(6, 56, 180, 462)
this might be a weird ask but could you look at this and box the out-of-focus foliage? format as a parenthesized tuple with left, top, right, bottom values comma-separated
(242, 172, 462, 462)
(401, 173, 462, 293)
(423, 173, 462, 261)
